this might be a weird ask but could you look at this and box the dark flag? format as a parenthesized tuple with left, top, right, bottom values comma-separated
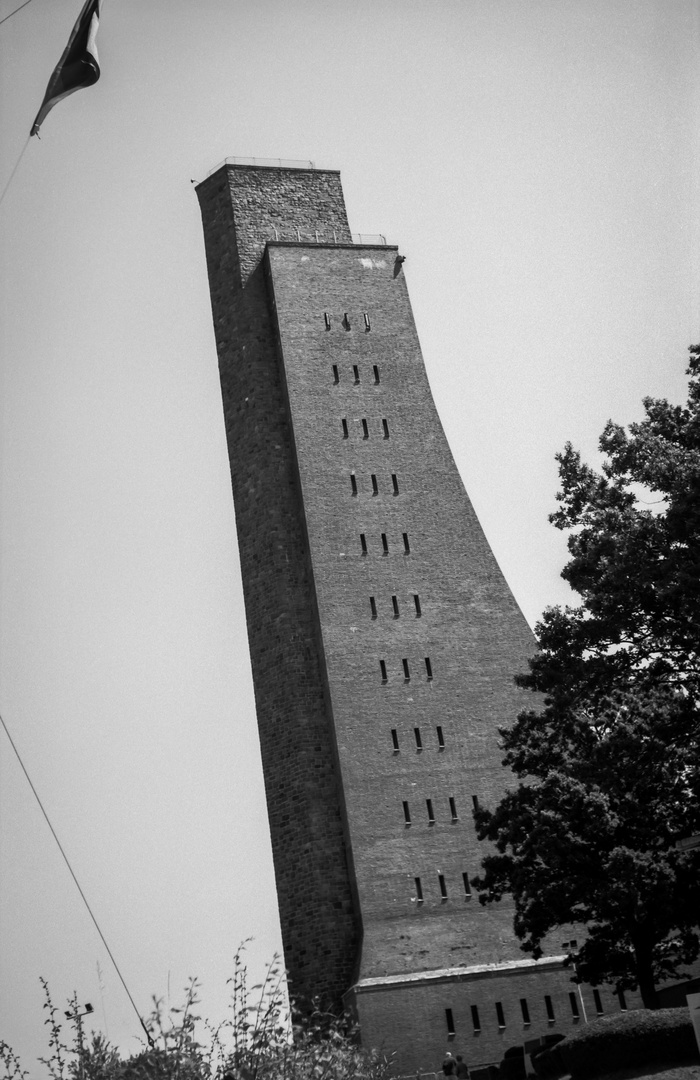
(30, 0, 101, 137)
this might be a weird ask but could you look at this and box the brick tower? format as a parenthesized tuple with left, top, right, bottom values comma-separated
(195, 162, 632, 1072)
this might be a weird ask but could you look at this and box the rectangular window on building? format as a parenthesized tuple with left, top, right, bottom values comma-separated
(382, 419, 390, 438)
(371, 474, 379, 495)
(462, 872, 472, 898)
(392, 595, 400, 617)
(545, 996, 555, 1022)
(471, 1005, 481, 1033)
(373, 364, 380, 384)
(341, 418, 348, 438)
(413, 594, 422, 617)
(445, 1009, 455, 1037)
(381, 533, 389, 554)
(425, 657, 433, 680)
(350, 474, 357, 495)
(379, 660, 387, 683)
(569, 993, 580, 1020)
(617, 989, 627, 1012)
(426, 799, 435, 824)
(449, 797, 458, 820)
(391, 728, 399, 751)
(403, 532, 410, 553)
(402, 658, 410, 680)
(438, 873, 447, 899)
(360, 533, 367, 555)
(392, 473, 400, 495)
(362, 418, 369, 439)
(353, 364, 360, 384)
(496, 1002, 505, 1029)
(472, 795, 479, 811)
(403, 801, 411, 825)
(364, 312, 371, 331)
(436, 726, 445, 749)
(414, 877, 423, 903)
(414, 727, 422, 751)
(593, 989, 603, 1015)
(520, 999, 531, 1025)
(343, 313, 351, 331)
(324, 312, 331, 330)
(332, 364, 339, 383)
(369, 596, 377, 619)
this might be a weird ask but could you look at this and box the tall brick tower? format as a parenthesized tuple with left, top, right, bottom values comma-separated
(195, 161, 624, 1072)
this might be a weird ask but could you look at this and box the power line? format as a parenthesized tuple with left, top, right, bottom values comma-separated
(0, 710, 155, 1048)
(0, 136, 30, 210)
(0, 0, 35, 28)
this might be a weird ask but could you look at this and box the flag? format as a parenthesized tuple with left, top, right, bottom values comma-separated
(30, 0, 101, 137)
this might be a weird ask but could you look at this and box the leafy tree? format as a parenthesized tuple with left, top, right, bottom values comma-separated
(472, 348, 700, 1009)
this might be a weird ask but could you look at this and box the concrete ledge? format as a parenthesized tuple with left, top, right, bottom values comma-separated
(348, 955, 568, 995)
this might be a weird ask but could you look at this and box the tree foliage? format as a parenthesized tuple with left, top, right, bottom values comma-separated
(472, 348, 700, 1008)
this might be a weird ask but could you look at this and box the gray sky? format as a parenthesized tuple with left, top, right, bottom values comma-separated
(1, 0, 699, 1072)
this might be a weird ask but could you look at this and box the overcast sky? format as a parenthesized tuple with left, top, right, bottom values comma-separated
(1, 0, 699, 1073)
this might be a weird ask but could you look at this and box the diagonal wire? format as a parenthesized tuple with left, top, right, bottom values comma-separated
(0, 0, 35, 27)
(0, 136, 30, 209)
(0, 710, 155, 1047)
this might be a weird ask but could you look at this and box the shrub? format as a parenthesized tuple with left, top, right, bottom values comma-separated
(551, 1008, 698, 1080)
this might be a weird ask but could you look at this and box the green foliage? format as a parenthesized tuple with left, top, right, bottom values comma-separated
(472, 349, 700, 1007)
(533, 1008, 699, 1080)
(1, 948, 392, 1080)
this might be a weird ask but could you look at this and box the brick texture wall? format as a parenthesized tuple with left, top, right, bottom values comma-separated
(195, 163, 607, 1065)
(196, 167, 359, 1008)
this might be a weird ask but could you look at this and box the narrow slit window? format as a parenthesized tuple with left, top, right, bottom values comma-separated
(414, 876, 423, 903)
(371, 474, 379, 495)
(392, 595, 400, 617)
(343, 313, 351, 331)
(496, 1002, 505, 1029)
(403, 532, 410, 553)
(593, 989, 603, 1015)
(379, 659, 387, 682)
(373, 364, 380, 384)
(414, 727, 423, 751)
(362, 418, 369, 439)
(617, 989, 627, 1012)
(360, 533, 367, 555)
(426, 799, 435, 824)
(449, 797, 458, 820)
(341, 418, 348, 438)
(324, 312, 331, 330)
(364, 312, 371, 331)
(520, 999, 531, 1025)
(391, 728, 399, 751)
(436, 725, 445, 749)
(472, 794, 479, 811)
(392, 473, 400, 495)
(402, 801, 411, 825)
(471, 1005, 481, 1033)
(462, 872, 472, 898)
(445, 1009, 455, 1037)
(381, 533, 389, 554)
(332, 364, 339, 383)
(402, 658, 410, 681)
(545, 996, 555, 1022)
(569, 993, 580, 1020)
(350, 473, 358, 495)
(425, 657, 433, 680)
(438, 873, 447, 899)
(382, 419, 390, 439)
(369, 596, 377, 619)
(353, 364, 360, 384)
(413, 594, 422, 617)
